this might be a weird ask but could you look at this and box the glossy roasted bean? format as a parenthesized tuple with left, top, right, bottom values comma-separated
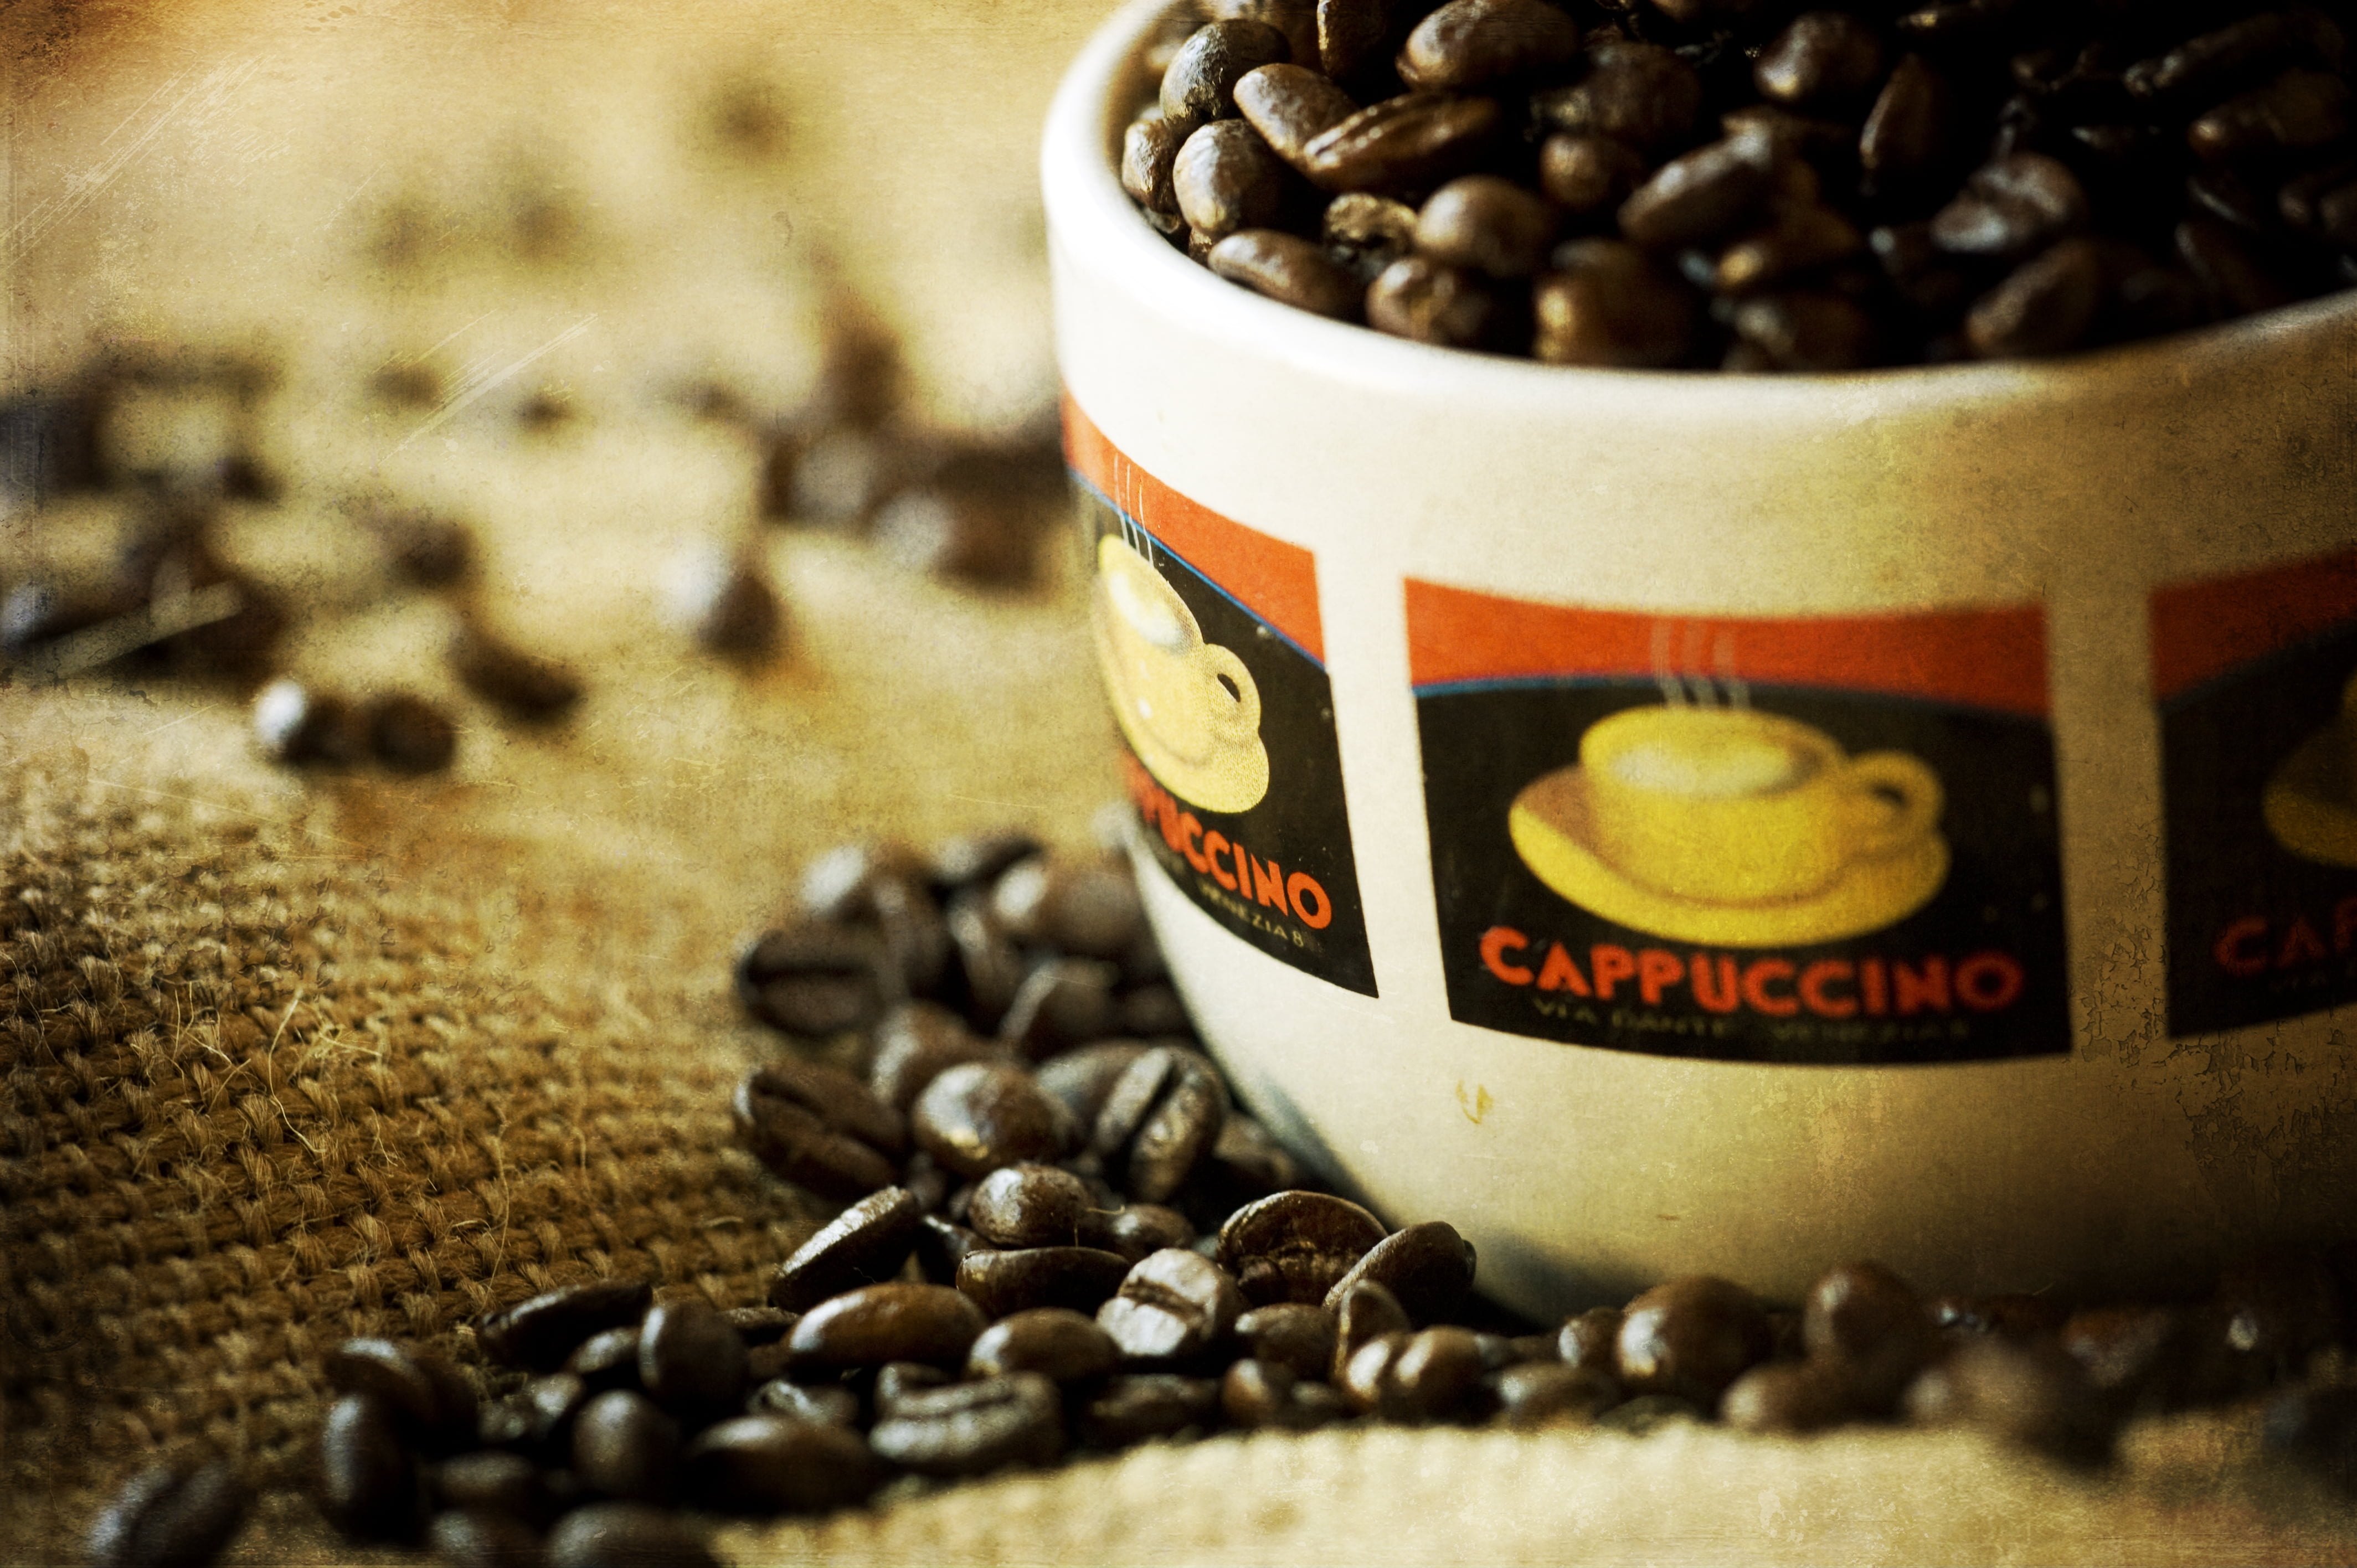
(1532, 41, 1701, 151)
(683, 1415, 883, 1513)
(995, 957, 1121, 1059)
(1221, 1358, 1345, 1429)
(989, 854, 1147, 958)
(570, 1390, 680, 1505)
(1755, 12, 1887, 110)
(1493, 1361, 1619, 1428)
(747, 1378, 861, 1426)
(870, 1373, 1066, 1476)
(1320, 1221, 1476, 1324)
(788, 1283, 989, 1370)
(1236, 64, 1360, 168)
(1730, 291, 1881, 370)
(1929, 153, 2088, 259)
(1398, 0, 1579, 92)
(769, 1187, 926, 1312)
(425, 1509, 543, 1568)
(1211, 0, 1320, 78)
(1301, 93, 1502, 195)
(1219, 1190, 1388, 1306)
(1236, 1302, 1340, 1380)
(1965, 237, 2104, 358)
(1078, 1374, 1224, 1446)
(1211, 230, 1368, 319)
(1715, 205, 1863, 295)
(1537, 135, 1648, 216)
(1619, 131, 1780, 250)
(734, 1060, 905, 1199)
(868, 1002, 1004, 1114)
(564, 1327, 643, 1393)
(478, 1281, 653, 1376)
(1175, 120, 1293, 242)
(1533, 241, 1699, 367)
(317, 1394, 421, 1542)
(545, 1503, 716, 1568)
(637, 1298, 749, 1418)
(958, 1246, 1136, 1318)
(1164, 19, 1295, 123)
(1416, 176, 1557, 277)
(1091, 1045, 1229, 1203)
(89, 1462, 247, 1568)
(967, 1164, 1109, 1250)
(1381, 1326, 1488, 1422)
(1617, 1276, 1773, 1410)
(1099, 1247, 1248, 1364)
(431, 1450, 547, 1521)
(323, 1339, 478, 1454)
(1721, 1361, 1857, 1433)
(968, 1307, 1124, 1381)
(1859, 54, 1955, 189)
(1106, 1203, 1198, 1263)
(2189, 68, 2350, 159)
(1366, 256, 1501, 347)
(914, 1061, 1077, 1178)
(1332, 1278, 1413, 1380)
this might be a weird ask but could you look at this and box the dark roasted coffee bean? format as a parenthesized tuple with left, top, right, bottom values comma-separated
(735, 1063, 904, 1199)
(2178, 216, 2296, 316)
(1802, 1260, 1939, 1414)
(995, 854, 1148, 958)
(930, 830, 1044, 894)
(1117, 985, 1191, 1038)
(2188, 164, 2276, 234)
(799, 841, 925, 922)
(1905, 1337, 2115, 1466)
(1079, 1373, 1224, 1446)
(1379, 1325, 1486, 1422)
(915, 1213, 993, 1285)
(1493, 1361, 1618, 1428)
(363, 504, 475, 587)
(1210, 230, 1368, 318)
(969, 1307, 1124, 1381)
(1931, 152, 2087, 259)
(1398, 0, 1578, 91)
(1175, 120, 1293, 241)
(1337, 1331, 1406, 1412)
(1123, 109, 1188, 213)
(684, 1414, 882, 1514)
(1416, 176, 1557, 278)
(365, 692, 457, 774)
(869, 1002, 1004, 1113)
(722, 1307, 799, 1345)
(874, 1360, 954, 1417)
(1315, 0, 1387, 79)
(770, 1188, 928, 1313)
(570, 1390, 680, 1505)
(1537, 135, 1647, 216)
(425, 1509, 542, 1568)
(871, 1373, 1066, 1476)
(1221, 1358, 1345, 1429)
(1617, 1276, 1772, 1410)
(2190, 68, 2350, 160)
(1212, 0, 1319, 73)
(789, 1283, 987, 1369)
(637, 1298, 748, 1417)
(564, 1327, 644, 1392)
(252, 680, 368, 767)
(1322, 191, 1422, 278)
(318, 1393, 422, 1542)
(1966, 236, 2103, 358)
(1859, 54, 1955, 189)
(996, 957, 1121, 1059)
(1533, 40, 1700, 152)
(678, 551, 785, 661)
(967, 1163, 1108, 1250)
(1192, 1112, 1304, 1214)
(324, 1339, 478, 1454)
(959, 1245, 1136, 1318)
(914, 1061, 1076, 1178)
(737, 925, 887, 1040)
(432, 1450, 546, 1521)
(1236, 1302, 1339, 1380)
(1731, 291, 1880, 369)
(1756, 11, 1886, 110)
(1166, 19, 1294, 126)
(1301, 92, 1503, 194)
(1033, 1041, 1150, 1131)
(2127, 12, 2316, 104)
(1333, 1278, 1413, 1380)
(512, 1374, 591, 1455)
(448, 623, 580, 721)
(747, 1377, 861, 1426)
(1715, 204, 1862, 294)
(89, 1461, 246, 1568)
(1317, 1220, 1476, 1325)
(1721, 1360, 1856, 1433)
(2279, 161, 2357, 245)
(1237, 64, 1361, 168)
(1218, 1190, 1387, 1307)
(1869, 221, 1970, 312)
(1100, 1247, 1247, 1363)
(545, 1503, 716, 1568)
(1932, 1291, 2065, 1342)
(944, 894, 1027, 1029)
(1366, 255, 1501, 347)
(1596, 1391, 1704, 1433)
(479, 1281, 652, 1376)
(1091, 1045, 1229, 1203)
(1106, 1203, 1197, 1263)
(1534, 240, 1699, 367)
(1557, 1307, 1623, 1374)
(1620, 130, 1779, 250)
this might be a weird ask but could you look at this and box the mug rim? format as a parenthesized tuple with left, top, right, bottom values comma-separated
(1041, 0, 2357, 417)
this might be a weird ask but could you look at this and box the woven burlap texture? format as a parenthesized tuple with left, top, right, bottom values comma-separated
(8, 685, 2357, 1568)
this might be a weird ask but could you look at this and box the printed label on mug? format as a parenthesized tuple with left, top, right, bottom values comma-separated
(1408, 581, 2068, 1064)
(1065, 401, 1376, 997)
(2154, 545, 2357, 1035)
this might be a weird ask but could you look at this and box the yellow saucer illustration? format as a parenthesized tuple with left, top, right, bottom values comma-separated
(1090, 537, 1270, 814)
(2262, 725, 2357, 868)
(1507, 766, 1951, 947)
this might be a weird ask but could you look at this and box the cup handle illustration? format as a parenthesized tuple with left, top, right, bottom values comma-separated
(1843, 751, 1943, 862)
(1193, 643, 1262, 747)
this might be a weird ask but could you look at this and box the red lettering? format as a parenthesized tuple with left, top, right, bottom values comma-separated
(1179, 813, 1210, 874)
(1689, 954, 1738, 1013)
(1249, 854, 1288, 910)
(1955, 952, 2025, 1012)
(1860, 957, 1888, 1017)
(1638, 948, 1685, 1006)
(1481, 927, 1533, 986)
(2281, 915, 2329, 967)
(1538, 943, 1591, 995)
(1741, 958, 1798, 1016)
(1591, 945, 1636, 1000)
(1893, 958, 1951, 1015)
(1287, 872, 1333, 930)
(1202, 832, 1238, 891)
(1799, 959, 1857, 1018)
(1158, 791, 1186, 852)
(2215, 916, 2269, 977)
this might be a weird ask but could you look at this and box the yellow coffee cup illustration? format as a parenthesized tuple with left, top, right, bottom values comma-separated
(1580, 705, 1944, 907)
(1091, 535, 1269, 812)
(2261, 666, 2357, 867)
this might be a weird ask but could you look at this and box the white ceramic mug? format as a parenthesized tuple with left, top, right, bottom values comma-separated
(1045, 0, 2357, 1316)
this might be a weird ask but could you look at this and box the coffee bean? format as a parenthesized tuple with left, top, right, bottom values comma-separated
(425, 1509, 543, 1568)
(1333, 1278, 1414, 1380)
(1165, 19, 1295, 124)
(1336, 1330, 1406, 1412)
(944, 895, 1028, 1029)
(1904, 1337, 2116, 1466)
(1123, 110, 1188, 213)
(1192, 1112, 1303, 1214)
(1721, 1360, 1857, 1434)
(748, 1377, 861, 1426)
(990, 854, 1147, 958)
(1211, 0, 1320, 75)
(1219, 1190, 1387, 1306)
(545, 1503, 716, 1568)
(1099, 1247, 1248, 1364)
(1105, 1203, 1197, 1263)
(1620, 130, 1780, 250)
(2214, 1246, 2343, 1382)
(252, 679, 368, 767)
(722, 1306, 799, 1346)
(366, 692, 457, 774)
(683, 1414, 883, 1513)
(431, 1450, 547, 1522)
(89, 1461, 246, 1568)
(957, 1246, 1136, 1318)
(967, 1307, 1124, 1381)
(479, 1282, 652, 1377)
(1965, 235, 2104, 357)
(1090, 1045, 1229, 1203)
(508, 1374, 591, 1456)
(1756, 12, 1887, 110)
(447, 622, 580, 721)
(323, 1339, 479, 1454)
(1078, 1373, 1224, 1446)
(1209, 230, 1368, 318)
(1715, 204, 1864, 295)
(2190, 68, 2350, 159)
(1322, 192, 1422, 279)
(564, 1327, 644, 1393)
(788, 1283, 988, 1369)
(1536, 135, 1648, 216)
(1416, 176, 1557, 278)
(1533, 240, 1699, 367)
(915, 1212, 994, 1285)
(1236, 1302, 1340, 1379)
(1221, 1358, 1346, 1429)
(1730, 291, 1881, 370)
(995, 957, 1121, 1059)
(571, 1389, 681, 1505)
(1175, 120, 1294, 243)
(869, 1002, 1005, 1113)
(967, 1163, 1109, 1250)
(638, 1298, 749, 1417)
(737, 925, 888, 1040)
(1319, 1220, 1476, 1324)
(676, 551, 785, 662)
(1800, 1260, 1939, 1414)
(1237, 64, 1361, 168)
(871, 1373, 1067, 1476)
(1859, 53, 1956, 189)
(2178, 215, 2297, 314)
(1492, 1361, 1619, 1428)
(1617, 1276, 1772, 1410)
(1931, 1292, 2066, 1342)
(1537, 41, 1704, 152)
(318, 1392, 423, 1542)
(914, 1061, 1076, 1178)
(1314, 0, 1386, 79)
(1301, 93, 1504, 195)
(1116, 983, 1192, 1037)
(1378, 1325, 1487, 1422)
(735, 1060, 906, 1199)
(1931, 152, 2088, 259)
(1398, 0, 1579, 92)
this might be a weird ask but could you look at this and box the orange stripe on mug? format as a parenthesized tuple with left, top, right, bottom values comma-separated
(1063, 396, 1324, 663)
(2151, 544, 2357, 703)
(1406, 580, 2049, 718)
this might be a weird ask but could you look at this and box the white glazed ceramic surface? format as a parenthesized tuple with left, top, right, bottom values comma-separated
(1044, 0, 2357, 1315)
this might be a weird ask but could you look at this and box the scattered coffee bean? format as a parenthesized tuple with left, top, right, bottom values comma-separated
(737, 1060, 908, 1200)
(478, 1280, 653, 1377)
(89, 1461, 246, 1568)
(683, 1414, 882, 1513)
(365, 692, 458, 774)
(1617, 1276, 1773, 1410)
(748, 1378, 861, 1426)
(870, 1373, 1066, 1476)
(957, 1245, 1136, 1318)
(447, 622, 581, 721)
(1100, 1246, 1247, 1364)
(317, 1392, 423, 1542)
(545, 1502, 717, 1568)
(788, 1283, 989, 1370)
(738, 925, 890, 1041)
(1219, 1190, 1387, 1306)
(252, 678, 368, 767)
(967, 1307, 1124, 1381)
(1236, 1302, 1339, 1380)
(322, 1338, 478, 1454)
(1721, 1360, 1857, 1434)
(914, 1061, 1077, 1178)
(563, 1325, 643, 1392)
(431, 1450, 547, 1521)
(637, 1298, 749, 1418)
(1320, 1220, 1475, 1324)
(1493, 1361, 1619, 1428)
(571, 1389, 682, 1505)
(1091, 1045, 1229, 1203)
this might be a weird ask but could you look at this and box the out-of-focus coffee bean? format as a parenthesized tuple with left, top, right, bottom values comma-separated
(1219, 1190, 1387, 1306)
(1931, 1292, 2066, 1342)
(504, 1374, 590, 1457)
(448, 623, 580, 721)
(1904, 1337, 2116, 1466)
(1193, 1112, 1303, 1214)
(1533, 41, 1701, 152)
(1715, 204, 1863, 295)
(967, 1163, 1108, 1250)
(252, 679, 368, 767)
(1333, 1278, 1413, 1380)
(671, 550, 785, 662)
(737, 924, 888, 1040)
(1802, 1260, 1939, 1414)
(1620, 130, 1780, 250)
(789, 1283, 988, 1370)
(869, 1002, 1004, 1113)
(1123, 110, 1188, 213)
(318, 1392, 422, 1542)
(1931, 153, 2088, 259)
(1320, 1221, 1477, 1324)
(636, 1298, 748, 1418)
(1965, 236, 2105, 357)
(1366, 255, 1501, 348)
(1211, 0, 1320, 74)
(1596, 1392, 1704, 1434)
(2282, 163, 2357, 247)
(1556, 1307, 1623, 1374)
(968, 1308, 1124, 1381)
(425, 1509, 543, 1568)
(89, 1461, 247, 1568)
(1099, 1247, 1247, 1364)
(360, 504, 475, 589)
(1416, 176, 1557, 278)
(996, 958, 1121, 1059)
(1236, 1302, 1340, 1380)
(722, 1307, 800, 1347)
(545, 1502, 716, 1568)
(1209, 230, 1368, 318)
(958, 1246, 1136, 1318)
(1337, 1332, 1406, 1412)
(914, 1213, 992, 1285)
(930, 830, 1046, 895)
(1869, 221, 1971, 313)
(1105, 1203, 1197, 1263)
(1380, 1325, 1487, 1422)
(1617, 1276, 1772, 1410)
(2126, 12, 2315, 104)
(364, 692, 457, 774)
(914, 1061, 1077, 1178)
(1222, 1358, 1345, 1429)
(563, 1327, 643, 1393)
(323, 1339, 479, 1455)
(1091, 1045, 1229, 1203)
(871, 1373, 1067, 1477)
(991, 855, 1147, 958)
(1534, 240, 1700, 367)
(1493, 1361, 1619, 1428)
(683, 1414, 882, 1514)
(1721, 1361, 1857, 1433)
(2178, 216, 2296, 314)
(735, 1060, 905, 1198)
(2189, 68, 2350, 159)
(1756, 11, 1886, 109)
(1730, 291, 1881, 370)
(431, 1450, 545, 1521)
(1322, 192, 1421, 278)
(1236, 64, 1361, 168)
(570, 1390, 680, 1505)
(944, 895, 1028, 1030)
(2188, 164, 2276, 233)
(1301, 92, 1504, 195)
(1165, 19, 1295, 124)
(747, 1378, 861, 1426)
(1537, 135, 1647, 216)
(1859, 54, 1955, 189)
(1079, 1373, 1224, 1446)
(478, 1281, 652, 1374)
(1398, 0, 1579, 91)
(1116, 984, 1191, 1038)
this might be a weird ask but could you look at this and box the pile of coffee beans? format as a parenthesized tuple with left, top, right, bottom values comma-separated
(1120, 0, 2357, 367)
